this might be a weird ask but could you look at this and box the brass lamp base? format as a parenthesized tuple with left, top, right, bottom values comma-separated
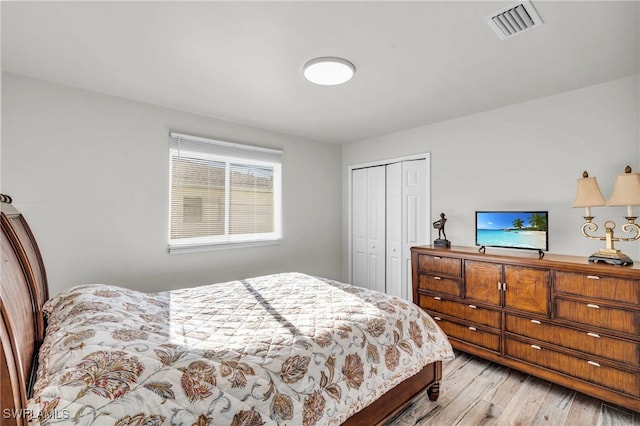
(588, 249, 634, 266)
(580, 218, 639, 267)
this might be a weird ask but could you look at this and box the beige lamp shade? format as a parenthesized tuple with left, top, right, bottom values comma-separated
(608, 166, 640, 206)
(573, 172, 606, 208)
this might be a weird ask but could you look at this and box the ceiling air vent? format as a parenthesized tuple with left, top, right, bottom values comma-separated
(487, 1, 543, 39)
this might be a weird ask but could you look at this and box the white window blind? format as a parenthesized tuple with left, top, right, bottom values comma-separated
(169, 132, 282, 252)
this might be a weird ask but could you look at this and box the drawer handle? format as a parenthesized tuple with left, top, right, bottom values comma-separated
(587, 304, 600, 309)
(433, 276, 442, 280)
(434, 256, 441, 260)
(468, 326, 477, 331)
(530, 320, 541, 325)
(587, 361, 601, 367)
(433, 317, 442, 321)
(586, 275, 600, 280)
(468, 305, 477, 309)
(433, 296, 442, 301)
(530, 345, 542, 350)
(587, 332, 601, 338)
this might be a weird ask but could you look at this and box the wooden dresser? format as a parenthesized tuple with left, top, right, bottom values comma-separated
(411, 245, 640, 412)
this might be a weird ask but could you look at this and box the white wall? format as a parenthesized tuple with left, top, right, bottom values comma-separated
(2, 73, 343, 296)
(343, 75, 640, 278)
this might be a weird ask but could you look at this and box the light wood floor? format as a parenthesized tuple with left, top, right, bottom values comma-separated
(386, 350, 640, 426)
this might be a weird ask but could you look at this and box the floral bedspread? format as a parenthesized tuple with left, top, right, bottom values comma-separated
(28, 272, 453, 425)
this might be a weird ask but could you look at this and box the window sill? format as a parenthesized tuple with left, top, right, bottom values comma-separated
(168, 239, 283, 254)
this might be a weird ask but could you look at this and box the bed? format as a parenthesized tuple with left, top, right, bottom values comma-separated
(0, 197, 454, 425)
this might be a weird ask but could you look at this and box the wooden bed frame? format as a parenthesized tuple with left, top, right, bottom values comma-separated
(0, 196, 442, 425)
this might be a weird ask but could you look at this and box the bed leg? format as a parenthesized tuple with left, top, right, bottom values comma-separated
(427, 382, 440, 401)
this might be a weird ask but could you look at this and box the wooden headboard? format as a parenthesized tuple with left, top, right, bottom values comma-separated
(1, 196, 48, 425)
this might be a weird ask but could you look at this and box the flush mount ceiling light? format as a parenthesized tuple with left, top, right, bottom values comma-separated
(303, 57, 355, 86)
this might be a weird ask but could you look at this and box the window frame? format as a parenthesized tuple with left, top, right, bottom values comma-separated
(168, 132, 282, 253)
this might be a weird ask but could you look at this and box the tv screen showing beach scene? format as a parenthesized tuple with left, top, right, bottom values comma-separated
(476, 211, 548, 251)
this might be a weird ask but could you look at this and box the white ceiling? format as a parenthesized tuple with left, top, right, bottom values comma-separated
(2, 1, 638, 144)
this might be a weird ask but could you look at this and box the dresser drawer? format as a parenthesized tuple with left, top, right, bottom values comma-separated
(555, 298, 640, 336)
(431, 316, 500, 352)
(418, 274, 462, 297)
(418, 254, 462, 277)
(505, 338, 639, 398)
(420, 295, 501, 328)
(555, 271, 640, 305)
(505, 314, 640, 366)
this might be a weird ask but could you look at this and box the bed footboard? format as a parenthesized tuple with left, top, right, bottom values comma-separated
(342, 360, 442, 425)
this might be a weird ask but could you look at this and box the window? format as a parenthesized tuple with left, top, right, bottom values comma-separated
(169, 132, 282, 252)
(183, 197, 203, 223)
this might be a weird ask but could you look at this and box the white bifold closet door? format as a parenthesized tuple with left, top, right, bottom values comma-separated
(352, 165, 386, 293)
(386, 162, 403, 297)
(351, 159, 427, 300)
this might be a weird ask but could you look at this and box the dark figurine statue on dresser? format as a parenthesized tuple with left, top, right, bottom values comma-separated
(433, 212, 451, 248)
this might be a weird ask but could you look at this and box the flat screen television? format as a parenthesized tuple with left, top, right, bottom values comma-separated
(475, 211, 548, 255)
